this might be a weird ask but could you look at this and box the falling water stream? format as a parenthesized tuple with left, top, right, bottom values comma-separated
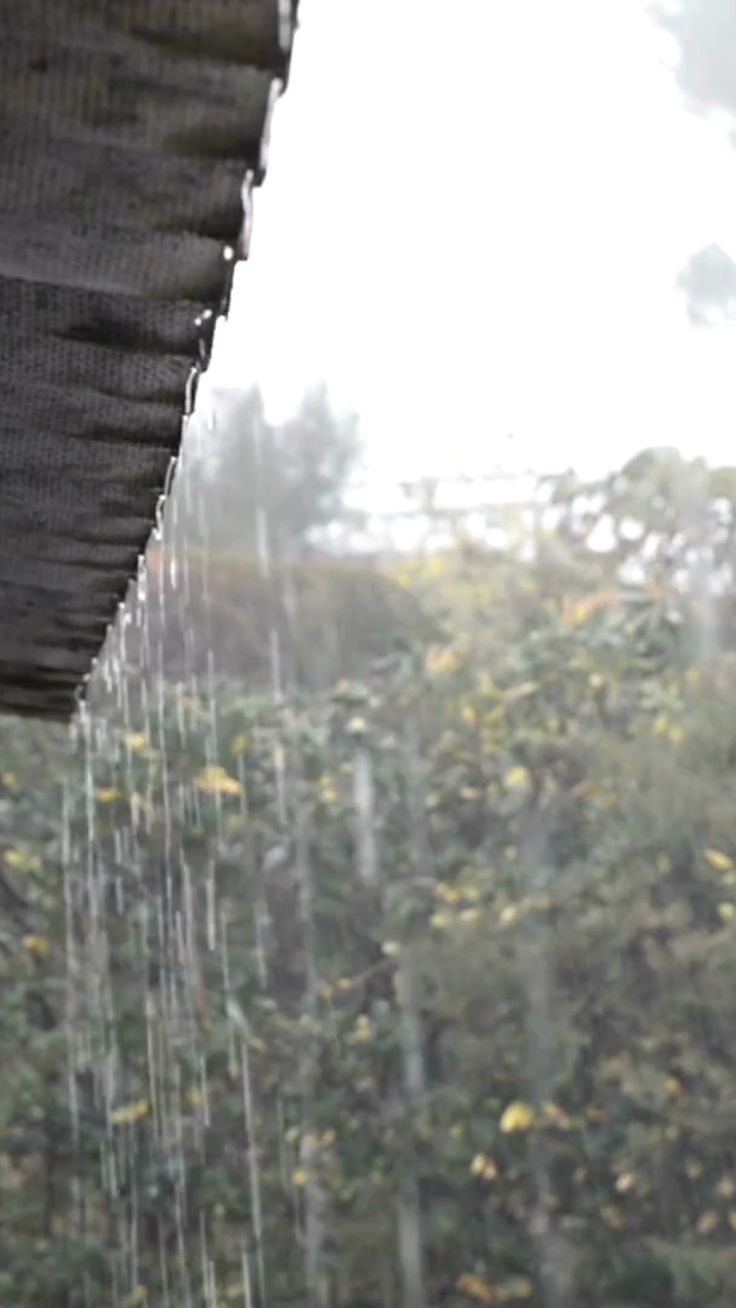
(32, 350, 466, 1307)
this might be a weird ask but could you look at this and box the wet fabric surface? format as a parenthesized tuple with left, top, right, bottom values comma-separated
(0, 0, 295, 718)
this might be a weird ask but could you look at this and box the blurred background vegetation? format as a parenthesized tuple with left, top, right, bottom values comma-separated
(4, 392, 736, 1306)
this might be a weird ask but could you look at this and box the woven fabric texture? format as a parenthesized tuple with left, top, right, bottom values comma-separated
(0, 0, 295, 717)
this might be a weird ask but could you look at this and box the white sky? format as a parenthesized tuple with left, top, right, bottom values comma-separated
(204, 0, 736, 486)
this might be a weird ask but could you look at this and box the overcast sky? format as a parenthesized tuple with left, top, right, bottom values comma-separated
(203, 0, 736, 486)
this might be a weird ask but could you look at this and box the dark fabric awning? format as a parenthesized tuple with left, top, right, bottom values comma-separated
(0, 0, 297, 718)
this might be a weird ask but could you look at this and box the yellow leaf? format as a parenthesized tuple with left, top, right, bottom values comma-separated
(470, 1153, 499, 1182)
(563, 592, 619, 627)
(569, 774, 598, 795)
(425, 646, 461, 677)
(542, 1101, 572, 1131)
(22, 934, 49, 959)
(430, 912, 454, 930)
(5, 847, 40, 873)
(127, 1289, 148, 1307)
(435, 883, 461, 904)
(499, 904, 522, 928)
(95, 787, 122, 804)
(460, 908, 482, 924)
(716, 1177, 736, 1199)
(111, 1099, 150, 1127)
(457, 1272, 533, 1304)
(381, 941, 400, 957)
(615, 1172, 636, 1195)
(697, 1211, 719, 1235)
(347, 716, 368, 735)
(456, 1272, 498, 1304)
(347, 1015, 375, 1044)
(393, 567, 413, 589)
(461, 786, 482, 801)
(424, 555, 447, 581)
(705, 849, 735, 873)
(504, 681, 539, 702)
(292, 1168, 309, 1187)
(504, 766, 530, 792)
(319, 775, 339, 806)
(499, 1101, 536, 1134)
(124, 733, 152, 756)
(717, 902, 736, 922)
(195, 766, 242, 798)
(461, 884, 483, 903)
(230, 732, 251, 757)
(1, 771, 17, 787)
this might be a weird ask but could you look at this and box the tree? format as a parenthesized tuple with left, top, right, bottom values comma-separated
(677, 245, 736, 326)
(194, 384, 361, 561)
(650, 1, 736, 324)
(652, 0, 736, 126)
(6, 447, 736, 1304)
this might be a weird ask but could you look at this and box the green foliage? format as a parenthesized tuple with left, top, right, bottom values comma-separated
(4, 450, 736, 1304)
(139, 552, 436, 688)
